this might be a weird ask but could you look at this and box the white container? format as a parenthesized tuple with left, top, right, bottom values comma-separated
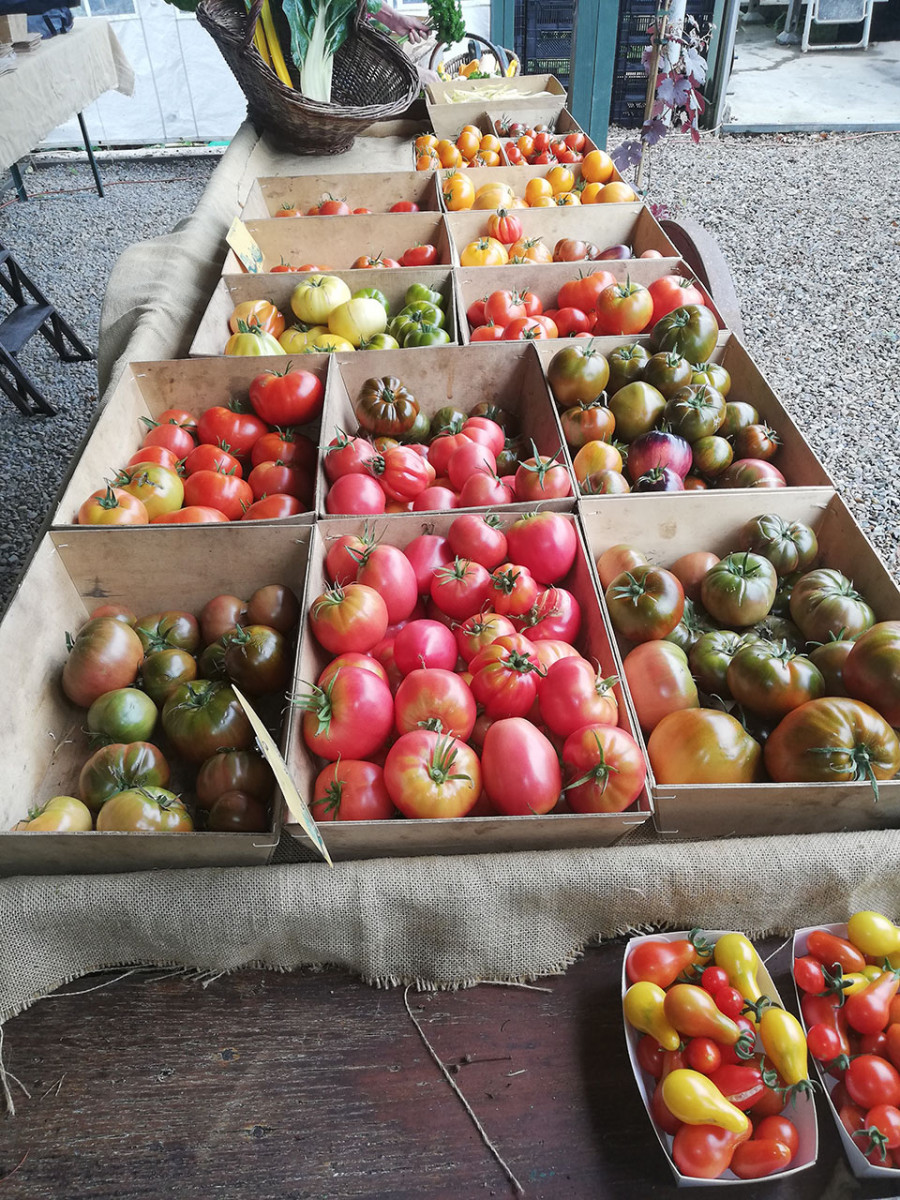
(623, 929, 818, 1186)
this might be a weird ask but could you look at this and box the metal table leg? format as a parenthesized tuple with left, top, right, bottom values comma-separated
(776, 0, 802, 44)
(76, 111, 104, 198)
(9, 163, 27, 201)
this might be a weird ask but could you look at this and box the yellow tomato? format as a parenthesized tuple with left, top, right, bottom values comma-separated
(524, 177, 553, 205)
(117, 463, 184, 519)
(507, 236, 553, 264)
(598, 181, 637, 203)
(224, 326, 286, 356)
(456, 129, 481, 160)
(460, 236, 510, 267)
(479, 150, 501, 167)
(546, 165, 575, 195)
(309, 333, 355, 352)
(580, 182, 606, 204)
(14, 795, 93, 832)
(459, 123, 482, 139)
(415, 133, 438, 154)
(228, 299, 284, 337)
(507, 196, 528, 209)
(529, 195, 556, 208)
(573, 440, 623, 481)
(442, 171, 475, 211)
(279, 324, 327, 352)
(416, 151, 439, 172)
(437, 141, 463, 169)
(473, 182, 515, 210)
(555, 191, 581, 206)
(582, 149, 615, 184)
(479, 133, 501, 154)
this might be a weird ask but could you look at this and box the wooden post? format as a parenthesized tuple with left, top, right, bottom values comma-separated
(635, 0, 671, 191)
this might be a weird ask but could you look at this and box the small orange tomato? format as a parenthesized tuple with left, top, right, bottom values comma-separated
(480, 133, 500, 154)
(508, 196, 528, 209)
(228, 300, 284, 337)
(546, 165, 575, 195)
(529, 195, 556, 208)
(459, 124, 482, 139)
(415, 133, 438, 153)
(524, 177, 553, 205)
(437, 140, 463, 168)
(598, 181, 637, 203)
(517, 135, 535, 157)
(507, 236, 553, 264)
(480, 150, 501, 167)
(579, 182, 605, 204)
(442, 171, 476, 211)
(460, 237, 510, 267)
(573, 440, 624, 482)
(457, 130, 480, 160)
(582, 149, 615, 184)
(416, 151, 440, 172)
(555, 191, 581, 206)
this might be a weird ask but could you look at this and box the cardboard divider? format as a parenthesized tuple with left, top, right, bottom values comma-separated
(284, 510, 651, 860)
(221, 213, 454, 275)
(446, 202, 678, 265)
(52, 356, 329, 529)
(319, 342, 576, 516)
(579, 489, 900, 839)
(624, 930, 818, 1187)
(0, 523, 313, 876)
(793, 923, 898, 1181)
(190, 268, 460, 358)
(528, 332, 834, 495)
(456, 260, 724, 343)
(241, 172, 441, 220)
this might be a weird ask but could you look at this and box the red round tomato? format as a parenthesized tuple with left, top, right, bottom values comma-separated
(251, 429, 317, 471)
(384, 730, 481, 818)
(324, 432, 378, 481)
(183, 470, 253, 520)
(481, 718, 561, 815)
(248, 367, 323, 426)
(514, 452, 573, 501)
(241, 494, 303, 521)
(454, 611, 517, 664)
(447, 514, 508, 570)
(647, 275, 707, 326)
(393, 619, 458, 675)
(195, 406, 268, 459)
(394, 668, 476, 739)
(62, 617, 144, 707)
(430, 558, 492, 621)
(515, 585, 581, 643)
(326, 474, 387, 515)
(311, 759, 395, 821)
(457, 472, 515, 507)
(672, 1125, 749, 1180)
(141, 422, 195, 458)
(562, 723, 646, 813)
(403, 534, 454, 593)
(505, 512, 578, 584)
(488, 563, 539, 618)
(309, 583, 389, 654)
(557, 271, 615, 313)
(846, 1056, 900, 1110)
(298, 666, 394, 761)
(371, 445, 434, 502)
(594, 281, 654, 335)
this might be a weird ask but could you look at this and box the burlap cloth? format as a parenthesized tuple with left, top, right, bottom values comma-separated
(2, 124, 893, 1025)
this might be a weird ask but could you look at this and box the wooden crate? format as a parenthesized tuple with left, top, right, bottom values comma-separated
(0, 524, 313, 876)
(455, 260, 724, 343)
(318, 342, 576, 516)
(528, 332, 834, 497)
(221, 213, 454, 275)
(283, 511, 652, 860)
(446, 201, 678, 265)
(52, 356, 329, 529)
(241, 172, 441, 220)
(580, 490, 900, 839)
(190, 268, 460, 358)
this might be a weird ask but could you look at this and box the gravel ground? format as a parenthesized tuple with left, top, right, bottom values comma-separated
(0, 154, 219, 610)
(0, 132, 899, 615)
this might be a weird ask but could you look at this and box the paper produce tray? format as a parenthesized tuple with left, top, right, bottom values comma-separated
(241, 171, 441, 220)
(283, 511, 652, 860)
(0, 524, 313, 875)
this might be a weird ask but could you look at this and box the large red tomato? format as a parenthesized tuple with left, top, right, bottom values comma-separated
(470, 637, 543, 718)
(505, 512, 578, 584)
(299, 666, 394, 761)
(309, 583, 389, 654)
(354, 544, 419, 624)
(481, 718, 561, 815)
(384, 731, 481, 818)
(248, 367, 324, 425)
(594, 281, 654, 336)
(311, 760, 395, 821)
(647, 275, 707, 327)
(562, 724, 646, 813)
(394, 668, 476, 739)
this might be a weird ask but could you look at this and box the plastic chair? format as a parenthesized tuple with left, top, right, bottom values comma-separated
(801, 0, 874, 51)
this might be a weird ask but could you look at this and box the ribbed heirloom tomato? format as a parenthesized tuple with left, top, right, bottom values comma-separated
(384, 731, 481, 818)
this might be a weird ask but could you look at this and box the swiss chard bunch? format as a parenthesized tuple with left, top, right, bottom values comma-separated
(282, 0, 357, 103)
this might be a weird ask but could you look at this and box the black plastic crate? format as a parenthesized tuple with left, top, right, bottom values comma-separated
(513, 0, 574, 83)
(611, 0, 713, 128)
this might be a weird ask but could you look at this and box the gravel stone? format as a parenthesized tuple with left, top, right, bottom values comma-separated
(1, 133, 898, 615)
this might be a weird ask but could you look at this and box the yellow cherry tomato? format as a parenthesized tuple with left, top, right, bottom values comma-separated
(848, 910, 900, 958)
(759, 1006, 809, 1085)
(841, 971, 873, 996)
(714, 933, 763, 1004)
(662, 1069, 750, 1133)
(863, 964, 887, 982)
(623, 981, 680, 1050)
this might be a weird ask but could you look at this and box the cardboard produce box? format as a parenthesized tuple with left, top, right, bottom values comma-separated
(488, 106, 600, 164)
(429, 98, 572, 141)
(241, 171, 441, 220)
(52, 356, 329, 529)
(426, 73, 567, 105)
(0, 524, 313, 876)
(283, 511, 651, 861)
(190, 268, 460, 358)
(0, 13, 26, 40)
(456, 260, 723, 344)
(221, 212, 453, 275)
(529, 332, 834, 498)
(580, 489, 900, 839)
(624, 929, 818, 1186)
(318, 342, 576, 516)
(446, 201, 678, 266)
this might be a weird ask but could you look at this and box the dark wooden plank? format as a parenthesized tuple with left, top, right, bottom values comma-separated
(0, 939, 896, 1199)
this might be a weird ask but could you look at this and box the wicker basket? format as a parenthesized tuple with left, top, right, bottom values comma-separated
(197, 0, 421, 155)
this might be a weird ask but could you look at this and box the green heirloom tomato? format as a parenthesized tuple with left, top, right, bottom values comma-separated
(402, 324, 451, 348)
(134, 610, 200, 654)
(162, 680, 254, 764)
(650, 304, 719, 363)
(701, 552, 778, 627)
(358, 333, 400, 351)
(401, 409, 432, 443)
(726, 640, 825, 721)
(404, 283, 442, 307)
(689, 630, 758, 699)
(719, 401, 759, 439)
(398, 300, 445, 328)
(751, 615, 805, 653)
(789, 569, 875, 644)
(96, 786, 193, 832)
(546, 344, 610, 408)
(355, 376, 420, 436)
(429, 406, 467, 437)
(141, 647, 198, 705)
(664, 384, 726, 443)
(843, 621, 900, 725)
(691, 435, 733, 479)
(642, 351, 693, 399)
(690, 361, 731, 395)
(764, 697, 900, 794)
(605, 342, 650, 395)
(608, 381, 666, 443)
(79, 741, 171, 813)
(739, 515, 818, 576)
(86, 688, 158, 746)
(352, 287, 389, 314)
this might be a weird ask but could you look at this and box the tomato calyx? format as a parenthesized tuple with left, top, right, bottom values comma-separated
(516, 439, 566, 483)
(292, 676, 340, 739)
(611, 571, 655, 605)
(852, 1125, 891, 1163)
(490, 566, 525, 596)
(425, 734, 473, 787)
(806, 741, 885, 801)
(92, 483, 127, 511)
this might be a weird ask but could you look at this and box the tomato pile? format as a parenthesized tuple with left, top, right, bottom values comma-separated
(624, 930, 809, 1180)
(15, 584, 300, 834)
(796, 912, 900, 1169)
(224, 279, 452, 356)
(442, 168, 634, 214)
(275, 197, 425, 217)
(76, 367, 322, 525)
(458, 214, 663, 267)
(495, 118, 589, 166)
(300, 512, 645, 821)
(597, 516, 900, 790)
(324, 377, 570, 513)
(258, 242, 444, 274)
(415, 128, 506, 170)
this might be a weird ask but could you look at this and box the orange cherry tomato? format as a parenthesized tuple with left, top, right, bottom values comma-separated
(582, 149, 615, 184)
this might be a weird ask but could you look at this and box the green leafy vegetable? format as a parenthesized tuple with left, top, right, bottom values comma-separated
(281, 0, 357, 103)
(427, 0, 464, 46)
